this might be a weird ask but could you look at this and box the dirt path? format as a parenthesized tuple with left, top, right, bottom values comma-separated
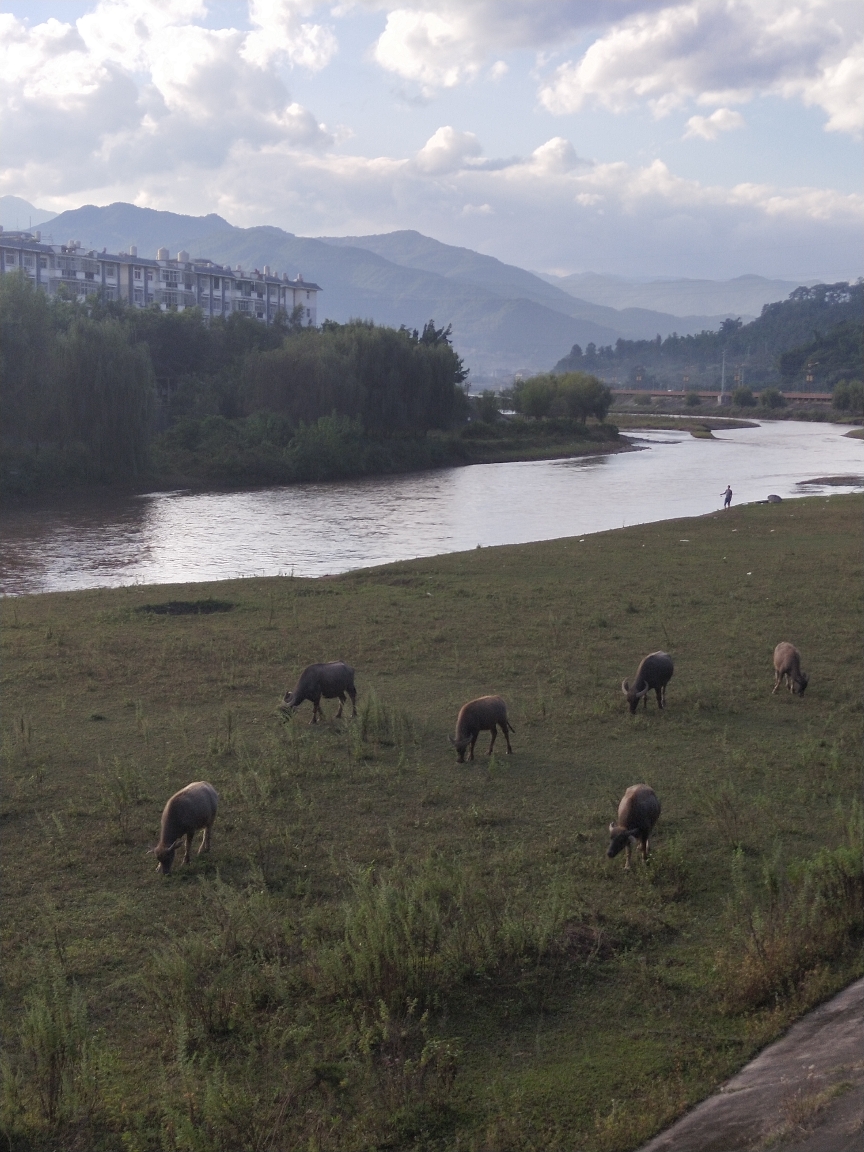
(637, 978, 864, 1152)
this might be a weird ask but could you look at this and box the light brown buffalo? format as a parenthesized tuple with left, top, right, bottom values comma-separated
(450, 696, 514, 763)
(151, 781, 218, 875)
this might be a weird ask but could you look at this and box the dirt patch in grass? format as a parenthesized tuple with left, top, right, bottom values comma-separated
(134, 598, 235, 615)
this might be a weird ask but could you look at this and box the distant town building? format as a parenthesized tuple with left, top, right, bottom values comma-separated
(0, 229, 319, 326)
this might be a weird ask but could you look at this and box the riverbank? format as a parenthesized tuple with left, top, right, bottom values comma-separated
(2, 494, 861, 1151)
(149, 416, 627, 490)
(1, 417, 626, 501)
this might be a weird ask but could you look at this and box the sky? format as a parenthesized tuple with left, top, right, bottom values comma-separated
(1, 0, 862, 279)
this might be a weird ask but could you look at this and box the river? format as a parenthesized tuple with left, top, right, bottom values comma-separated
(1, 421, 860, 596)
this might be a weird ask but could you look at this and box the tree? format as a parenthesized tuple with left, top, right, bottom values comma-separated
(760, 388, 786, 409)
(57, 318, 155, 478)
(555, 372, 613, 422)
(512, 375, 557, 418)
(685, 391, 702, 407)
(474, 391, 500, 423)
(732, 387, 756, 407)
(512, 372, 611, 422)
(833, 380, 864, 415)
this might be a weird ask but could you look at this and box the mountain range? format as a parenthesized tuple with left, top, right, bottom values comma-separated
(2, 197, 811, 378)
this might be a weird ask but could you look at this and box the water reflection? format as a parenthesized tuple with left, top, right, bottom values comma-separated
(1, 421, 860, 595)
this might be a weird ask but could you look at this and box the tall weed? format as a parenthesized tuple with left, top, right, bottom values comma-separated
(716, 800, 864, 1010)
(1, 958, 101, 1132)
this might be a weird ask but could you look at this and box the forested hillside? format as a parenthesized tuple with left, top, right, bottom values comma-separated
(554, 282, 863, 391)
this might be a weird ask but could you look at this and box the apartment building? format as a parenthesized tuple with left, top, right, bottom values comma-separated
(0, 229, 320, 326)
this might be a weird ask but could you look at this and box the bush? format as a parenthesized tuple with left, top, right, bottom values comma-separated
(760, 387, 786, 408)
(513, 372, 611, 422)
(685, 391, 702, 407)
(474, 390, 501, 423)
(833, 379, 864, 414)
(732, 387, 756, 407)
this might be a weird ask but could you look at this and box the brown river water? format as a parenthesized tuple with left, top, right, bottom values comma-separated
(1, 421, 861, 596)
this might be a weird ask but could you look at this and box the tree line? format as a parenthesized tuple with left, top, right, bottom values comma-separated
(0, 275, 470, 493)
(553, 281, 863, 393)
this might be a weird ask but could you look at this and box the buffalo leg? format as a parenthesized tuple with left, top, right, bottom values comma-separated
(503, 725, 513, 755)
(487, 727, 498, 755)
(182, 831, 193, 865)
(468, 734, 477, 761)
(335, 692, 345, 719)
(349, 689, 357, 717)
(199, 822, 212, 855)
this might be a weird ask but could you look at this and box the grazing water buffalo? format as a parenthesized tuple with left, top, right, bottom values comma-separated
(621, 651, 674, 713)
(450, 696, 514, 763)
(607, 784, 661, 869)
(282, 661, 357, 723)
(773, 642, 809, 695)
(152, 781, 218, 875)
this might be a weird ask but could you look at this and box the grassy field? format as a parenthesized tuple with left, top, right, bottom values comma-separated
(1, 495, 862, 1152)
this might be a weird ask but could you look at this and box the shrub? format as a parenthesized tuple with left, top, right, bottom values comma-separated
(474, 390, 501, 423)
(716, 802, 864, 1011)
(833, 379, 864, 414)
(513, 372, 611, 422)
(732, 387, 756, 407)
(685, 390, 702, 407)
(1, 959, 102, 1132)
(760, 387, 786, 408)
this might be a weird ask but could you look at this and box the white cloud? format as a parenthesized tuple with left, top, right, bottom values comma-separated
(0, 2, 334, 199)
(374, 9, 480, 90)
(538, 1, 863, 135)
(242, 0, 337, 70)
(684, 106, 744, 139)
(415, 125, 481, 172)
(365, 2, 862, 136)
(370, 2, 665, 90)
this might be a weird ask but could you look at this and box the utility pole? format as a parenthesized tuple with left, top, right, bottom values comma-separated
(719, 350, 726, 405)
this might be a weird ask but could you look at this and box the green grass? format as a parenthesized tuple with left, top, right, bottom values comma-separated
(612, 414, 759, 432)
(2, 495, 862, 1151)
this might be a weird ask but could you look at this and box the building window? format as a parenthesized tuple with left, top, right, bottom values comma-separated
(146, 270, 154, 281)
(6, 253, 17, 264)
(23, 255, 33, 268)
(40, 257, 48, 268)
(213, 277, 220, 289)
(133, 268, 141, 280)
(162, 269, 179, 284)
(134, 289, 144, 303)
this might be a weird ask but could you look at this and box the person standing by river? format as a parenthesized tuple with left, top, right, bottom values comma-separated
(722, 485, 733, 509)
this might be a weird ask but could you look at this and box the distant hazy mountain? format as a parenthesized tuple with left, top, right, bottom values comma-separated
(42, 202, 234, 254)
(33, 202, 802, 376)
(320, 230, 739, 341)
(0, 195, 56, 231)
(43, 204, 622, 374)
(538, 271, 806, 318)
